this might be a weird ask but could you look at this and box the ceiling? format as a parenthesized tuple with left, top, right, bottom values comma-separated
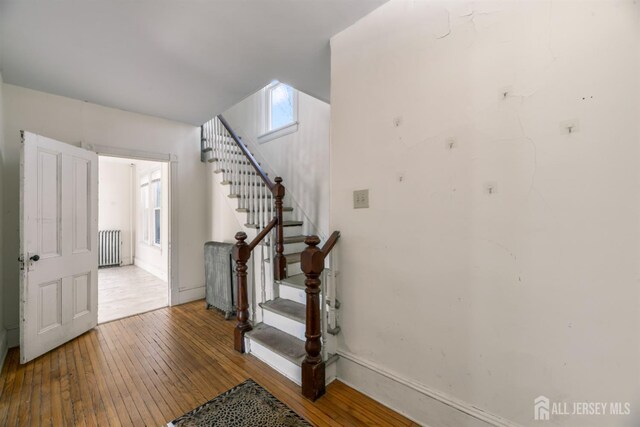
(0, 0, 386, 125)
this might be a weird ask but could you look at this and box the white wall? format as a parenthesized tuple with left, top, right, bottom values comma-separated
(331, 2, 639, 427)
(207, 164, 244, 244)
(223, 87, 330, 237)
(0, 72, 7, 365)
(99, 157, 134, 265)
(134, 160, 169, 281)
(2, 84, 207, 346)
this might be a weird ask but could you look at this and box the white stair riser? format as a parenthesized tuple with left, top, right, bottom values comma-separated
(284, 226, 303, 238)
(263, 310, 306, 341)
(278, 283, 326, 307)
(278, 284, 306, 305)
(282, 241, 306, 254)
(286, 262, 302, 276)
(245, 338, 301, 385)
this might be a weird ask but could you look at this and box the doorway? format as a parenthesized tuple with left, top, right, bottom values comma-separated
(97, 155, 170, 323)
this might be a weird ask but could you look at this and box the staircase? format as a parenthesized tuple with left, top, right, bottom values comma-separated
(201, 115, 341, 400)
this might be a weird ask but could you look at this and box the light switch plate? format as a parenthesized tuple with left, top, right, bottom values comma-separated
(353, 189, 369, 209)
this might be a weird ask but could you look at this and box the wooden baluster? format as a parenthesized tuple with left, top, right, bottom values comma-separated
(232, 231, 252, 353)
(273, 176, 286, 280)
(301, 235, 325, 401)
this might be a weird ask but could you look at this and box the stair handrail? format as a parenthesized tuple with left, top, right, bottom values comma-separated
(231, 217, 278, 353)
(300, 231, 341, 401)
(217, 114, 274, 191)
(217, 114, 287, 281)
(214, 115, 288, 353)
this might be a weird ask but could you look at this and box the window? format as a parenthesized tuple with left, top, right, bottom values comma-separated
(258, 81, 298, 143)
(151, 170, 161, 246)
(140, 177, 149, 244)
(140, 170, 162, 246)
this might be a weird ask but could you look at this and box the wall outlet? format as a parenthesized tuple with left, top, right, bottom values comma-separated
(353, 189, 369, 209)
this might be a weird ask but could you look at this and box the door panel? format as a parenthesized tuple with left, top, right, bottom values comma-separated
(72, 157, 91, 253)
(37, 280, 62, 333)
(37, 149, 62, 258)
(20, 131, 99, 363)
(72, 272, 91, 319)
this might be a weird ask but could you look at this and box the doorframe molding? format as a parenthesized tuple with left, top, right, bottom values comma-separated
(82, 142, 180, 307)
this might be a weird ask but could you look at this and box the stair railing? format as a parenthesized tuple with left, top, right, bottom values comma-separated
(201, 115, 288, 353)
(300, 231, 340, 401)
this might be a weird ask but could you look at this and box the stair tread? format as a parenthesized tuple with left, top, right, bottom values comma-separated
(284, 235, 306, 244)
(246, 220, 303, 229)
(260, 298, 305, 323)
(246, 323, 306, 366)
(265, 252, 302, 264)
(279, 273, 306, 290)
(236, 207, 293, 213)
(282, 220, 303, 227)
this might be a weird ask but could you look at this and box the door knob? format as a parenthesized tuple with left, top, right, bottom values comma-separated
(29, 255, 40, 262)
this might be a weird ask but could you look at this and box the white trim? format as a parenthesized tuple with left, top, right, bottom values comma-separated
(86, 143, 178, 307)
(134, 256, 168, 282)
(257, 121, 299, 144)
(6, 325, 19, 348)
(83, 143, 172, 162)
(337, 350, 522, 427)
(177, 286, 205, 304)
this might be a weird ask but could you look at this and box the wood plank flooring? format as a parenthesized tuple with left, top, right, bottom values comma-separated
(98, 265, 168, 324)
(0, 301, 417, 426)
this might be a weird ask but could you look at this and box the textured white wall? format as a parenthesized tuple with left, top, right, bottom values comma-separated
(2, 84, 207, 346)
(223, 88, 330, 237)
(331, 1, 639, 426)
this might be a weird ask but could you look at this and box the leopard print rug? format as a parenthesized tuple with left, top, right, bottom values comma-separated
(168, 379, 313, 427)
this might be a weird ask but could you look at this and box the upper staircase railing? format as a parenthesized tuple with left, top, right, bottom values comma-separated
(202, 114, 287, 352)
(203, 114, 342, 401)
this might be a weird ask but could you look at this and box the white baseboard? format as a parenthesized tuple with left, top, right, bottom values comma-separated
(0, 328, 7, 371)
(337, 350, 522, 427)
(6, 325, 19, 349)
(177, 286, 205, 304)
(134, 257, 168, 282)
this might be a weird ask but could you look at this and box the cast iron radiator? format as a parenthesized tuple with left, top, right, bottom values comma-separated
(99, 230, 121, 267)
(204, 241, 236, 319)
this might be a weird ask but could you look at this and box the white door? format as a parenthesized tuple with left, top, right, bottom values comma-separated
(20, 131, 98, 363)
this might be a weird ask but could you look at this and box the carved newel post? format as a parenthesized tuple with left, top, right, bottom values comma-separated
(273, 177, 287, 280)
(232, 231, 252, 353)
(300, 235, 325, 401)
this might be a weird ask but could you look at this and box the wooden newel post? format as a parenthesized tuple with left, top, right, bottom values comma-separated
(273, 176, 287, 281)
(232, 231, 252, 353)
(300, 235, 326, 401)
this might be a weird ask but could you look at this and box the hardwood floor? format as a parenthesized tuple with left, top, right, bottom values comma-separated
(98, 265, 168, 324)
(0, 301, 417, 426)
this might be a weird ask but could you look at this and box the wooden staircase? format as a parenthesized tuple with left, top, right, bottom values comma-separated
(201, 115, 341, 400)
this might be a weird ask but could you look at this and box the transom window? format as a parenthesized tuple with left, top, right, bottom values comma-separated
(267, 82, 297, 131)
(258, 81, 299, 144)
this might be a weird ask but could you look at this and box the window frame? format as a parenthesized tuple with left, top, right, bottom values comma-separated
(139, 169, 162, 248)
(258, 81, 299, 144)
(150, 170, 162, 247)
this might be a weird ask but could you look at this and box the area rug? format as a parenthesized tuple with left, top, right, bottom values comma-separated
(168, 379, 313, 427)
